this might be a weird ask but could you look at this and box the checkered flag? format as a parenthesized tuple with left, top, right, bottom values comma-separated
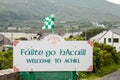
(42, 14, 55, 29)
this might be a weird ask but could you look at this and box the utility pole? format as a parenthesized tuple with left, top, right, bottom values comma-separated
(85, 28, 87, 40)
(112, 21, 114, 46)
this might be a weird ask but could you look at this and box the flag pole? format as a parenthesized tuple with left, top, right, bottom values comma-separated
(52, 29, 55, 34)
(52, 14, 55, 34)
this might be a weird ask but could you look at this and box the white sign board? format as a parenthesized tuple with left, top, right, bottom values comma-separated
(13, 35, 93, 72)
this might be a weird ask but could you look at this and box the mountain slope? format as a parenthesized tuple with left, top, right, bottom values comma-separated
(0, 0, 120, 23)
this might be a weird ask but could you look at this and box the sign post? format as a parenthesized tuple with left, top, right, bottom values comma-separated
(13, 35, 93, 80)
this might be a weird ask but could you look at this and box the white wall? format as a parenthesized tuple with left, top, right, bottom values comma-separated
(99, 30, 120, 51)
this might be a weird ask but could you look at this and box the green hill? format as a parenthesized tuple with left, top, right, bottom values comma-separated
(0, 0, 120, 27)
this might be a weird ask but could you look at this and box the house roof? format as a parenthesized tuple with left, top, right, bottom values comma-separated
(90, 31, 107, 41)
(0, 34, 11, 46)
(96, 28, 120, 42)
(111, 28, 120, 35)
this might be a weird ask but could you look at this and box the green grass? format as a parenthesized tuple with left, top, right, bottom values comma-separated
(100, 63, 120, 76)
(80, 74, 101, 80)
(80, 63, 120, 80)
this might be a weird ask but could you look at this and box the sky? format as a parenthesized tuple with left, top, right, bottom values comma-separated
(106, 0, 120, 5)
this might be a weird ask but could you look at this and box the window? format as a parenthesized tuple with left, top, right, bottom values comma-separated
(108, 38, 111, 43)
(113, 38, 119, 43)
(104, 38, 106, 44)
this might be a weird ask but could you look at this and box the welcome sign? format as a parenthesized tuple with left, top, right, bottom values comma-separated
(13, 35, 93, 72)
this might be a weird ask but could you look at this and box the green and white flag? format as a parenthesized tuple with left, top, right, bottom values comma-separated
(42, 14, 55, 29)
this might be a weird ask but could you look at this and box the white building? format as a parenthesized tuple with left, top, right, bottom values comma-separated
(90, 28, 120, 51)
(7, 27, 17, 30)
(92, 22, 106, 28)
(90, 31, 107, 42)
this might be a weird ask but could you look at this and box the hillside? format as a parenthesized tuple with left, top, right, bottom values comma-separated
(0, 0, 120, 27)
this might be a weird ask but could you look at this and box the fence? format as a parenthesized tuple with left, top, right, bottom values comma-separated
(0, 69, 77, 80)
(20, 71, 77, 80)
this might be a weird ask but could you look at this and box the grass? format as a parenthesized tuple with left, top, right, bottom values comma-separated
(80, 63, 120, 80)
(101, 63, 120, 76)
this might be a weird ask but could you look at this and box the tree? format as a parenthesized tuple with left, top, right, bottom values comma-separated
(81, 28, 108, 40)
(0, 50, 13, 69)
(15, 37, 28, 40)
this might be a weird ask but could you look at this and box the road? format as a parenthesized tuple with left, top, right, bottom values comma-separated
(102, 69, 120, 80)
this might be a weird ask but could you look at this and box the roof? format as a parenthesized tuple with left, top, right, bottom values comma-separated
(0, 34, 11, 46)
(90, 31, 107, 41)
(111, 28, 120, 35)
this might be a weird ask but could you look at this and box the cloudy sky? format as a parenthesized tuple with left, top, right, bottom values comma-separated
(106, 0, 120, 5)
